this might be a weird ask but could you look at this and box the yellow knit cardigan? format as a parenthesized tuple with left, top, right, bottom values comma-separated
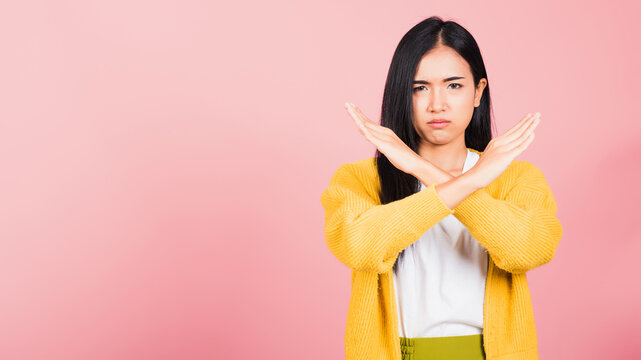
(320, 148, 563, 360)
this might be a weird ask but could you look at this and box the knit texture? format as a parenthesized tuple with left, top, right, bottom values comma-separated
(320, 148, 563, 360)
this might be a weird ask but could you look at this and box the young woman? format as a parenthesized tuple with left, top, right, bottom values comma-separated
(320, 16, 563, 360)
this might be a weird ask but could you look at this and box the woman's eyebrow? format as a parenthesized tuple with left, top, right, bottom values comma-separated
(413, 76, 465, 84)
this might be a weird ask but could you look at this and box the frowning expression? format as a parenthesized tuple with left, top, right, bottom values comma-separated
(412, 45, 487, 146)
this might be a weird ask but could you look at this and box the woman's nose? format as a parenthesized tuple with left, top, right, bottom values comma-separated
(428, 88, 445, 111)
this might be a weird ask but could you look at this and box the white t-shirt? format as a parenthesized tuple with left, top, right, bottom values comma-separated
(393, 148, 489, 338)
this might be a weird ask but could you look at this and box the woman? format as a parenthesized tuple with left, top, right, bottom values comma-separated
(320, 16, 563, 360)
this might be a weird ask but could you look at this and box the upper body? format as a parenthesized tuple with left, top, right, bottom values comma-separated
(394, 147, 487, 339)
(320, 147, 563, 360)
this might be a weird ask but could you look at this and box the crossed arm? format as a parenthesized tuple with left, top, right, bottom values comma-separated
(320, 160, 563, 275)
(416, 158, 563, 274)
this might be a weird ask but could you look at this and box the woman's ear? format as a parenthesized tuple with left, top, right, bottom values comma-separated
(474, 78, 487, 107)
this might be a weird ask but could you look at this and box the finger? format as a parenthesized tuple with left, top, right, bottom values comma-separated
(510, 131, 535, 158)
(347, 106, 385, 144)
(349, 104, 395, 137)
(503, 113, 537, 138)
(347, 105, 389, 139)
(500, 112, 540, 146)
(505, 116, 539, 152)
(359, 122, 386, 145)
(360, 118, 394, 138)
(351, 104, 377, 125)
(350, 103, 383, 129)
(350, 109, 367, 135)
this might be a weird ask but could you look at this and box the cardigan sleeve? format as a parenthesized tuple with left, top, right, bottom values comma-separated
(452, 161, 563, 274)
(320, 163, 454, 273)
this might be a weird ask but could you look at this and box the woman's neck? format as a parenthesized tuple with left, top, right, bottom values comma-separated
(417, 142, 469, 177)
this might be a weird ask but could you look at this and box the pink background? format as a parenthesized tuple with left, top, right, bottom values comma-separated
(1, 0, 640, 359)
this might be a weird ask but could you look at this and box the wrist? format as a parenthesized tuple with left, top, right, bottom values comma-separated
(411, 157, 451, 185)
(459, 167, 484, 192)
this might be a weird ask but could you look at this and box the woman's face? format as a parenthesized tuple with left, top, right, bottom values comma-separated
(412, 45, 487, 146)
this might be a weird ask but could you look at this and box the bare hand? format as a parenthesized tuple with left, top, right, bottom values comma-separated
(469, 112, 541, 188)
(345, 102, 423, 175)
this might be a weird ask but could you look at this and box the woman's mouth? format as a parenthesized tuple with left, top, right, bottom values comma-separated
(427, 121, 450, 128)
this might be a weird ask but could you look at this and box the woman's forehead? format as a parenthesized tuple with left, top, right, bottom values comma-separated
(415, 48, 471, 80)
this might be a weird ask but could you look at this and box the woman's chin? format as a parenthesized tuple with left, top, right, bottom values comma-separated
(425, 135, 452, 145)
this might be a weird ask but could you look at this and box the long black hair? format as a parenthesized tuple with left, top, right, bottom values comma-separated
(376, 16, 495, 206)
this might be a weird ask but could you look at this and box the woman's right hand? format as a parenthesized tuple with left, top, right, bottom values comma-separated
(468, 112, 541, 188)
(345, 102, 425, 176)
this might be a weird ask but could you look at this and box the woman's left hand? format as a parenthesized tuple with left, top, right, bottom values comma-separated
(345, 102, 424, 176)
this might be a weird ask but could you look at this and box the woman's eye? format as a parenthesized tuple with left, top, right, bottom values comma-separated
(414, 84, 461, 92)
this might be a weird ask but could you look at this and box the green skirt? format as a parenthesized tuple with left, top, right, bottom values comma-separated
(399, 334, 486, 360)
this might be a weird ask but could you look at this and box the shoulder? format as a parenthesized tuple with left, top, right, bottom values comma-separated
(492, 159, 546, 189)
(351, 157, 377, 175)
(508, 160, 546, 181)
(490, 158, 553, 205)
(325, 157, 380, 199)
(329, 157, 377, 179)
